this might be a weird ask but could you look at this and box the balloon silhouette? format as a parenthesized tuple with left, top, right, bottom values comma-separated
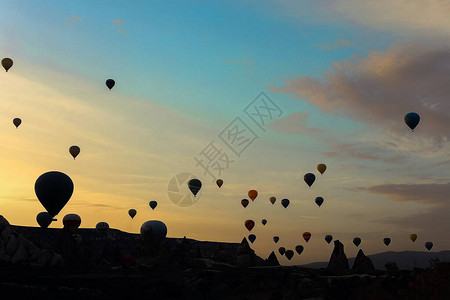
(2, 58, 13, 72)
(404, 112, 420, 131)
(36, 212, 53, 229)
(425, 241, 433, 251)
(248, 190, 258, 201)
(106, 79, 115, 90)
(317, 163, 326, 174)
(325, 235, 333, 244)
(244, 220, 255, 232)
(188, 179, 202, 197)
(149, 201, 157, 210)
(128, 209, 137, 219)
(140, 220, 167, 244)
(278, 247, 286, 255)
(13, 118, 21, 128)
(410, 234, 417, 242)
(216, 179, 223, 188)
(35, 171, 74, 217)
(383, 238, 391, 246)
(273, 236, 279, 243)
(285, 250, 294, 260)
(96, 222, 109, 231)
(281, 198, 290, 209)
(69, 145, 80, 160)
(315, 197, 324, 207)
(295, 245, 304, 255)
(241, 199, 249, 208)
(353, 237, 361, 247)
(304, 173, 316, 188)
(248, 234, 256, 243)
(261, 219, 267, 226)
(63, 213, 81, 232)
(269, 196, 276, 204)
(303, 232, 311, 243)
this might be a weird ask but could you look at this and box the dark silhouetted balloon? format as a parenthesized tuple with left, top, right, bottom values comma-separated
(285, 250, 294, 260)
(248, 234, 256, 243)
(269, 196, 276, 204)
(35, 171, 74, 217)
(262, 219, 267, 226)
(96, 222, 109, 231)
(303, 232, 311, 243)
(244, 220, 255, 232)
(106, 79, 115, 90)
(317, 163, 326, 174)
(353, 237, 361, 247)
(248, 190, 258, 201)
(278, 247, 286, 255)
(325, 235, 333, 244)
(149, 201, 157, 210)
(404, 112, 420, 131)
(36, 212, 53, 229)
(281, 198, 290, 208)
(304, 173, 316, 187)
(273, 236, 279, 243)
(315, 197, 324, 207)
(383, 238, 391, 246)
(295, 245, 304, 255)
(63, 213, 81, 232)
(241, 199, 249, 208)
(13, 118, 21, 128)
(216, 179, 223, 188)
(425, 241, 433, 251)
(128, 209, 137, 219)
(140, 220, 167, 244)
(188, 179, 202, 197)
(2, 58, 13, 72)
(69, 145, 80, 160)
(410, 234, 417, 242)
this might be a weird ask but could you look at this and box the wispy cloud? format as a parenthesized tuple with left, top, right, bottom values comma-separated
(114, 19, 124, 25)
(66, 16, 82, 25)
(269, 112, 328, 136)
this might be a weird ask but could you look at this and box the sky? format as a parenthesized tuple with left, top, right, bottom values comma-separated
(1, 0, 450, 265)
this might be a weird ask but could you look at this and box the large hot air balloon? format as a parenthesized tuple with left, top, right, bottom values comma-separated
(248, 234, 256, 243)
(216, 179, 223, 188)
(281, 198, 290, 209)
(262, 219, 267, 226)
(410, 234, 417, 242)
(63, 214, 81, 232)
(2, 58, 13, 72)
(13, 118, 21, 128)
(353, 237, 361, 247)
(140, 220, 167, 244)
(304, 173, 316, 188)
(128, 209, 137, 219)
(404, 112, 420, 131)
(69, 145, 80, 160)
(278, 247, 286, 255)
(35, 171, 74, 217)
(269, 196, 276, 204)
(295, 245, 304, 255)
(248, 190, 258, 201)
(188, 179, 202, 197)
(241, 199, 249, 208)
(325, 235, 333, 244)
(149, 201, 157, 210)
(244, 220, 255, 232)
(106, 79, 115, 90)
(36, 212, 53, 229)
(425, 241, 433, 251)
(285, 250, 294, 260)
(315, 197, 324, 207)
(317, 163, 326, 174)
(303, 232, 311, 243)
(96, 222, 109, 231)
(383, 238, 391, 246)
(273, 236, 279, 243)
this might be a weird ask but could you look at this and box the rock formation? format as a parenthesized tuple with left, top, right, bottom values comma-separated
(236, 238, 255, 267)
(327, 240, 349, 275)
(352, 249, 375, 274)
(265, 251, 280, 266)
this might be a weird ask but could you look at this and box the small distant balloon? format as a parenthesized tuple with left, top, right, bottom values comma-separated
(128, 209, 137, 219)
(383, 238, 391, 246)
(269, 196, 276, 204)
(295, 245, 304, 255)
(106, 79, 115, 90)
(353, 237, 361, 247)
(303, 232, 311, 243)
(325, 235, 333, 244)
(273, 236, 279, 243)
(304, 173, 316, 188)
(404, 112, 420, 131)
(2, 58, 13, 72)
(281, 198, 290, 209)
(188, 179, 202, 197)
(63, 214, 81, 232)
(13, 118, 21, 128)
(315, 197, 324, 207)
(216, 179, 223, 188)
(248, 234, 256, 243)
(410, 234, 417, 242)
(262, 219, 267, 226)
(149, 201, 157, 210)
(244, 219, 255, 232)
(285, 250, 294, 260)
(36, 212, 53, 229)
(69, 145, 80, 160)
(317, 163, 327, 174)
(425, 241, 433, 251)
(248, 190, 258, 201)
(241, 199, 249, 208)
(278, 247, 286, 255)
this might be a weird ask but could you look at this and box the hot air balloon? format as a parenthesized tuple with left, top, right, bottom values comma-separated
(244, 220, 255, 232)
(383, 238, 391, 246)
(248, 234, 256, 243)
(69, 145, 80, 160)
(216, 179, 223, 188)
(285, 250, 294, 260)
(35, 171, 74, 217)
(140, 220, 167, 244)
(304, 173, 315, 188)
(278, 247, 286, 255)
(106, 79, 115, 90)
(325, 235, 333, 244)
(317, 163, 326, 174)
(303, 232, 311, 243)
(96, 222, 109, 231)
(128, 209, 137, 219)
(273, 236, 279, 243)
(241, 199, 249, 208)
(13, 118, 21, 128)
(353, 237, 361, 247)
(36, 212, 53, 229)
(262, 219, 267, 226)
(281, 198, 290, 208)
(63, 214, 81, 232)
(188, 179, 202, 197)
(149, 201, 157, 210)
(269, 196, 276, 204)
(410, 234, 417, 242)
(425, 241, 433, 251)
(295, 245, 304, 255)
(404, 112, 420, 131)
(248, 190, 258, 201)
(2, 58, 13, 72)
(315, 197, 324, 207)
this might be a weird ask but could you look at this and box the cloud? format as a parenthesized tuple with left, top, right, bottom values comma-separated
(269, 112, 328, 136)
(66, 16, 82, 24)
(322, 143, 404, 163)
(114, 19, 124, 25)
(316, 38, 350, 51)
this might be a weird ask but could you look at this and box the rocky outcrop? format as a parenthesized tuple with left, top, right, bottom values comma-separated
(327, 240, 349, 275)
(266, 251, 280, 266)
(352, 249, 375, 274)
(236, 238, 255, 267)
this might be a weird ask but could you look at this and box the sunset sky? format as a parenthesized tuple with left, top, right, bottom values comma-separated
(1, 1, 450, 265)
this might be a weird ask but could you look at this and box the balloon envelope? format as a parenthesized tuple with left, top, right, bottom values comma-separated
(404, 112, 420, 131)
(317, 163, 326, 174)
(410, 234, 417, 242)
(63, 214, 81, 232)
(96, 222, 109, 231)
(2, 58, 13, 72)
(140, 220, 167, 244)
(295, 245, 304, 255)
(244, 220, 255, 232)
(281, 198, 290, 208)
(278, 247, 286, 255)
(269, 196, 276, 204)
(35, 171, 74, 217)
(128, 209, 137, 219)
(36, 212, 53, 229)
(248, 190, 258, 201)
(315, 197, 324, 207)
(149, 201, 157, 210)
(262, 219, 267, 226)
(273, 236, 279, 243)
(69, 145, 80, 159)
(241, 199, 249, 208)
(248, 234, 256, 243)
(188, 179, 202, 196)
(304, 173, 316, 187)
(383, 238, 391, 246)
(425, 241, 433, 251)
(285, 250, 294, 260)
(216, 179, 223, 188)
(13, 118, 21, 128)
(106, 79, 115, 90)
(353, 237, 361, 247)
(325, 235, 333, 244)
(303, 232, 311, 243)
